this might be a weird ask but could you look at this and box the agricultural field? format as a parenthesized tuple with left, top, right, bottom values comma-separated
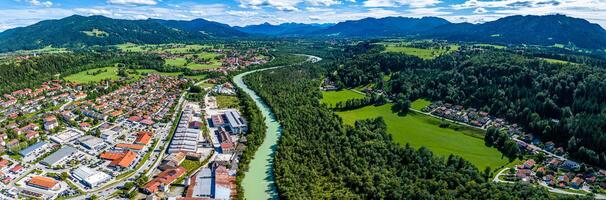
(164, 57, 222, 70)
(473, 44, 507, 49)
(115, 43, 214, 53)
(383, 44, 460, 59)
(336, 103, 512, 169)
(64, 66, 121, 83)
(320, 89, 365, 107)
(216, 95, 239, 109)
(65, 67, 188, 83)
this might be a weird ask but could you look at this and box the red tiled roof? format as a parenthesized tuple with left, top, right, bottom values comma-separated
(110, 151, 137, 168)
(116, 143, 145, 150)
(28, 176, 58, 189)
(143, 166, 186, 194)
(100, 152, 125, 160)
(10, 165, 23, 172)
(135, 132, 152, 145)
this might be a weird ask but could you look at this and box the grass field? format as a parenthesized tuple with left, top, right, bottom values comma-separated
(474, 44, 507, 49)
(321, 89, 365, 107)
(411, 99, 431, 110)
(336, 104, 511, 169)
(384, 45, 460, 59)
(540, 57, 572, 64)
(216, 95, 239, 109)
(64, 67, 121, 83)
(165, 57, 222, 70)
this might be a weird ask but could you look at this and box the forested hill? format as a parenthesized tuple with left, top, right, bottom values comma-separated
(0, 15, 243, 52)
(149, 18, 248, 37)
(239, 14, 606, 49)
(426, 14, 606, 49)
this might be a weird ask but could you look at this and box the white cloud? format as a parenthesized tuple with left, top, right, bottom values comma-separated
(306, 0, 341, 6)
(363, 0, 441, 8)
(226, 11, 258, 17)
(473, 7, 487, 13)
(107, 0, 158, 6)
(21, 0, 53, 7)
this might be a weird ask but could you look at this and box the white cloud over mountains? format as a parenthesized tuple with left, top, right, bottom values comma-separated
(2, 0, 606, 32)
(107, 0, 157, 6)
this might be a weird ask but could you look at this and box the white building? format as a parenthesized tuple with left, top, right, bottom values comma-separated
(72, 166, 111, 188)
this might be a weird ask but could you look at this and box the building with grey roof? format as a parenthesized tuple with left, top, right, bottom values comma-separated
(41, 146, 78, 167)
(78, 135, 105, 150)
(190, 168, 212, 198)
(224, 109, 247, 134)
(72, 166, 111, 188)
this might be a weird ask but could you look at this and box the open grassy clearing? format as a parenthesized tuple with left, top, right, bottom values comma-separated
(383, 44, 460, 59)
(81, 29, 108, 37)
(473, 44, 507, 49)
(115, 43, 213, 53)
(216, 95, 239, 109)
(165, 57, 222, 70)
(411, 99, 431, 110)
(320, 89, 365, 108)
(64, 66, 121, 83)
(336, 104, 512, 169)
(540, 57, 572, 64)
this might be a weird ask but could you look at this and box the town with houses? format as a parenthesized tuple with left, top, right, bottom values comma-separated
(420, 101, 606, 196)
(0, 61, 252, 199)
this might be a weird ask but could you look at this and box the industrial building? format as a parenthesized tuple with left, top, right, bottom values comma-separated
(78, 135, 106, 150)
(224, 109, 248, 134)
(168, 107, 201, 154)
(72, 166, 111, 188)
(187, 168, 212, 198)
(41, 146, 78, 167)
(19, 141, 50, 158)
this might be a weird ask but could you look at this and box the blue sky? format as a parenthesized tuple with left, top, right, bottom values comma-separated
(1, 0, 605, 31)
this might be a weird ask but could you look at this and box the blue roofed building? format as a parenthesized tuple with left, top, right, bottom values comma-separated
(19, 142, 50, 162)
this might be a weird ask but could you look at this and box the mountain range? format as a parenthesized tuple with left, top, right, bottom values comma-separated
(0, 14, 605, 52)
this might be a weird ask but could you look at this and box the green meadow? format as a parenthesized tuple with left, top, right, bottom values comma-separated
(540, 57, 572, 64)
(164, 57, 222, 70)
(64, 67, 121, 83)
(336, 103, 512, 169)
(64, 67, 202, 83)
(320, 89, 365, 107)
(410, 98, 431, 110)
(383, 44, 460, 59)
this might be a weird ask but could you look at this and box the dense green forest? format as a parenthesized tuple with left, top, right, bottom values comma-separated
(328, 42, 606, 168)
(242, 60, 583, 199)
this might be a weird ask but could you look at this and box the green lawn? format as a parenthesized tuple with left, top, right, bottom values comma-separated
(216, 95, 239, 109)
(336, 104, 511, 169)
(321, 89, 365, 107)
(64, 67, 120, 83)
(411, 99, 431, 110)
(384, 44, 460, 59)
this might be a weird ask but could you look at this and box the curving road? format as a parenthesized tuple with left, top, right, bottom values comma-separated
(234, 55, 320, 200)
